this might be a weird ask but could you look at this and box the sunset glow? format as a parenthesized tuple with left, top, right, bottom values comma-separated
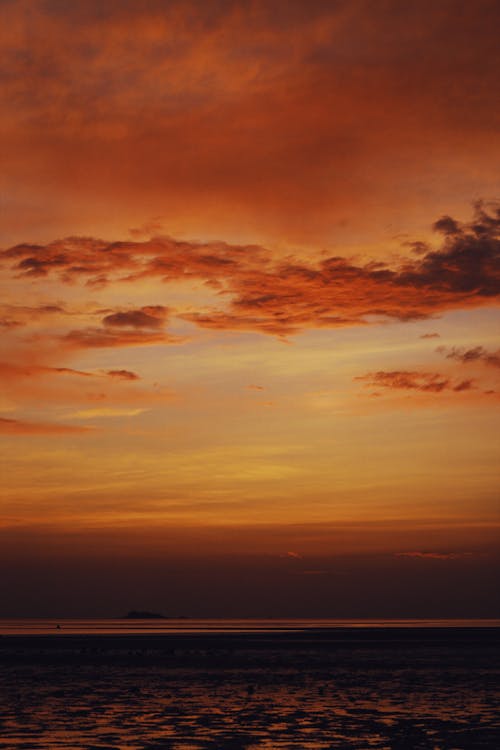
(1, 0, 499, 617)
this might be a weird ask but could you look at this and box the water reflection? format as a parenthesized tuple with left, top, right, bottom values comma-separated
(1, 617, 499, 635)
(1, 659, 498, 749)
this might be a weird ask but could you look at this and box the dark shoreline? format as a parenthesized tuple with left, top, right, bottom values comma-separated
(2, 626, 499, 667)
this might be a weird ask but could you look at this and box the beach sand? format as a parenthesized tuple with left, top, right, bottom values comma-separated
(0, 628, 498, 749)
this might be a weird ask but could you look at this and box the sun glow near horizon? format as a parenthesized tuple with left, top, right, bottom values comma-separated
(0, 0, 499, 617)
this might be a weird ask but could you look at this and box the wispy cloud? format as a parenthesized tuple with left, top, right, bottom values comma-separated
(106, 369, 140, 381)
(437, 345, 500, 368)
(395, 551, 474, 560)
(0, 416, 93, 435)
(61, 328, 179, 349)
(67, 408, 147, 419)
(0, 362, 94, 379)
(355, 370, 475, 394)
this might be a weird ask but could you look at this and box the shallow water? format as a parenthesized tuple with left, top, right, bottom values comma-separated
(1, 647, 499, 749)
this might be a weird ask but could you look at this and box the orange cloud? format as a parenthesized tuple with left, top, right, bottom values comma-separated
(437, 346, 500, 369)
(67, 407, 147, 419)
(0, 362, 94, 379)
(0, 304, 66, 330)
(106, 369, 140, 381)
(61, 328, 178, 349)
(2, 1, 499, 249)
(2, 205, 499, 337)
(355, 371, 475, 394)
(0, 356, 173, 412)
(0, 416, 93, 436)
(129, 218, 165, 238)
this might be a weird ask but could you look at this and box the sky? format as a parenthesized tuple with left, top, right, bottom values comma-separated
(0, 0, 499, 617)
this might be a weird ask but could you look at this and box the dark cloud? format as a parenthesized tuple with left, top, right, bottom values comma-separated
(16, 254, 68, 276)
(452, 379, 475, 392)
(420, 332, 440, 339)
(58, 305, 174, 347)
(432, 216, 461, 235)
(355, 370, 476, 394)
(395, 203, 500, 298)
(437, 345, 500, 368)
(106, 369, 140, 381)
(0, 362, 93, 379)
(3, 237, 137, 284)
(103, 306, 169, 329)
(47, 366, 93, 377)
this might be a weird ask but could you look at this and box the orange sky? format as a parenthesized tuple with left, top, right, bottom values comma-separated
(0, 0, 499, 617)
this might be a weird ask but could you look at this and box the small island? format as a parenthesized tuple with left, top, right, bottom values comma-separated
(123, 610, 166, 619)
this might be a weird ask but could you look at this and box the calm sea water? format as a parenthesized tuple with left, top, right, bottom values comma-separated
(1, 617, 499, 634)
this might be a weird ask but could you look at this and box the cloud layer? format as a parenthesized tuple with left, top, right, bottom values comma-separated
(2, 0, 499, 247)
(2, 205, 499, 337)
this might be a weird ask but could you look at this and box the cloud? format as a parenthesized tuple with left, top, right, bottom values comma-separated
(0, 358, 176, 413)
(61, 328, 178, 348)
(296, 569, 328, 576)
(4, 238, 138, 283)
(437, 345, 500, 368)
(129, 218, 165, 238)
(355, 370, 475, 394)
(420, 332, 440, 339)
(432, 216, 461, 236)
(3, 303, 180, 351)
(2, 204, 499, 336)
(0, 362, 95, 379)
(0, 416, 93, 435)
(394, 202, 500, 299)
(0, 303, 66, 329)
(1, 0, 499, 252)
(67, 408, 147, 419)
(106, 369, 140, 381)
(395, 551, 473, 560)
(0, 318, 22, 330)
(102, 305, 169, 329)
(0, 361, 142, 387)
(452, 379, 475, 392)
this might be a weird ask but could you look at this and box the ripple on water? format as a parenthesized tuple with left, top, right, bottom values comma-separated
(0, 660, 499, 749)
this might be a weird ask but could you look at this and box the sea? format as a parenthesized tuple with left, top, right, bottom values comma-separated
(1, 616, 499, 634)
(1, 619, 499, 749)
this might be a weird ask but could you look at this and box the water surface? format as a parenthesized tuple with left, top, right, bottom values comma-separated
(1, 617, 499, 635)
